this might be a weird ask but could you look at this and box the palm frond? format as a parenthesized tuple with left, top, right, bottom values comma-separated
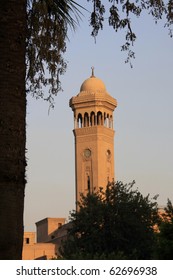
(27, 0, 85, 31)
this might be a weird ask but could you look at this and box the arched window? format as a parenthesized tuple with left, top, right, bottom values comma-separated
(109, 115, 113, 129)
(90, 111, 95, 126)
(104, 112, 107, 126)
(105, 113, 109, 128)
(77, 113, 82, 128)
(97, 111, 103, 125)
(84, 112, 89, 127)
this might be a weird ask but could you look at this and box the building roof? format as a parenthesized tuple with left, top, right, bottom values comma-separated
(80, 75, 106, 93)
(69, 71, 117, 110)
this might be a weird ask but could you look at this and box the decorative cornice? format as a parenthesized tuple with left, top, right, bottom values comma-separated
(73, 126, 115, 136)
(69, 91, 117, 110)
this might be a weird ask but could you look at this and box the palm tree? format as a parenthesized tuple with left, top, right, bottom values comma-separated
(0, 0, 81, 260)
(0, 0, 27, 260)
(26, 0, 82, 106)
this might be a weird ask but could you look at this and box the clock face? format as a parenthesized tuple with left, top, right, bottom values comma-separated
(84, 149, 91, 158)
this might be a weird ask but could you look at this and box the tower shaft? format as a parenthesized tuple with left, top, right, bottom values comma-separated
(69, 73, 117, 205)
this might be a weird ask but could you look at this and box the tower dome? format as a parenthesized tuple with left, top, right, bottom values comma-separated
(80, 76, 106, 92)
(80, 68, 106, 93)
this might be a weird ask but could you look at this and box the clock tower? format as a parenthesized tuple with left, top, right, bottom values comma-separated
(69, 69, 117, 205)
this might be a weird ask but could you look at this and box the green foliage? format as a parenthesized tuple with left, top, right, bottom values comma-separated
(155, 199, 173, 259)
(60, 181, 159, 259)
(24, 0, 172, 259)
(87, 0, 172, 66)
(26, 0, 82, 107)
(25, 0, 173, 105)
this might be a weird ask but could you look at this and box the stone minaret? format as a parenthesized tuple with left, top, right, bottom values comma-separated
(69, 69, 117, 205)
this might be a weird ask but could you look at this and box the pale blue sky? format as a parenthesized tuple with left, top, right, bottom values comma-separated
(25, 4, 173, 231)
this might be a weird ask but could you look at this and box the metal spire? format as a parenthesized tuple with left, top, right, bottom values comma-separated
(91, 66, 95, 77)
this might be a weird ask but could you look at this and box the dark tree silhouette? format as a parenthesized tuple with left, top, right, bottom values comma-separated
(156, 199, 173, 259)
(61, 181, 159, 259)
(0, 0, 80, 260)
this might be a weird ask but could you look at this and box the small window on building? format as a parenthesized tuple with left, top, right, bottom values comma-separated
(87, 175, 90, 193)
(25, 238, 30, 244)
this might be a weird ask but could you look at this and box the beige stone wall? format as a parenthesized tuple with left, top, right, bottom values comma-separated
(22, 242, 56, 260)
(36, 217, 65, 243)
(22, 222, 70, 260)
(23, 232, 36, 245)
(35, 219, 48, 243)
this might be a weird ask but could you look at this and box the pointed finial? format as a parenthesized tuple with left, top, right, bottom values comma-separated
(91, 66, 95, 77)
